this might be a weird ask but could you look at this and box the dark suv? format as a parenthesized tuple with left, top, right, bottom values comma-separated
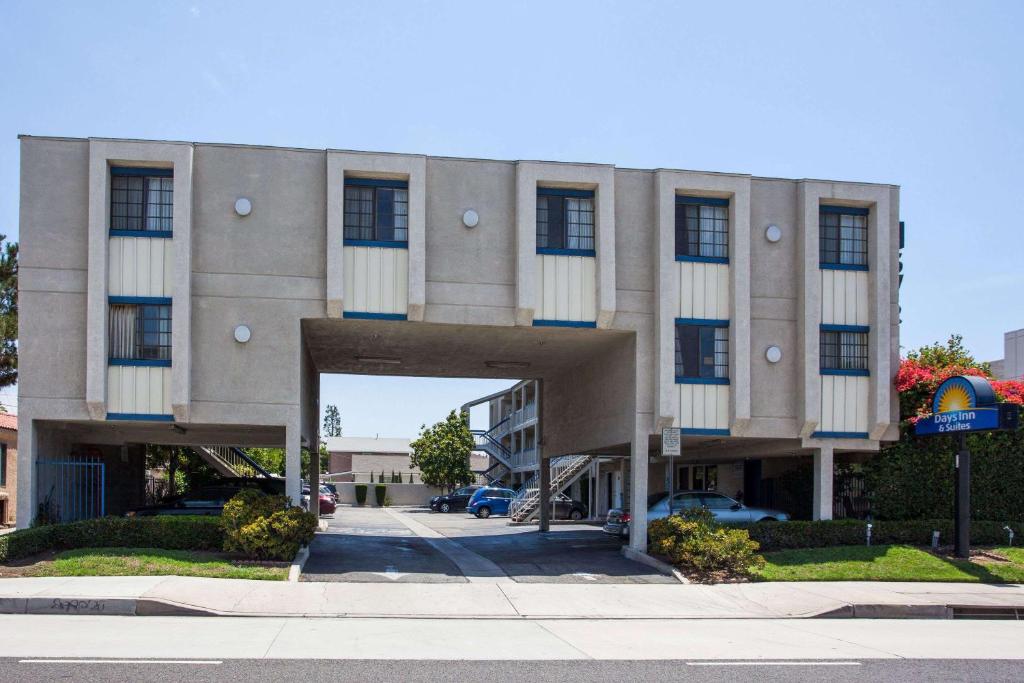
(127, 477, 285, 516)
(429, 485, 483, 513)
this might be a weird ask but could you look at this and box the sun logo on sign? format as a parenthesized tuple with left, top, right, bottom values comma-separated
(936, 382, 972, 413)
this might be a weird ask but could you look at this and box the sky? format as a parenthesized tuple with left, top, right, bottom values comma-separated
(1, 1, 1021, 434)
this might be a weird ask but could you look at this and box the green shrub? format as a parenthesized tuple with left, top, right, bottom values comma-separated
(741, 519, 1021, 552)
(221, 490, 317, 560)
(374, 484, 387, 506)
(0, 516, 223, 562)
(355, 484, 368, 505)
(649, 508, 764, 579)
(234, 507, 318, 561)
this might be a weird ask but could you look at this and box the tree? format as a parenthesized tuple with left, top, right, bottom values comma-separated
(322, 404, 342, 437)
(409, 410, 475, 492)
(0, 236, 17, 388)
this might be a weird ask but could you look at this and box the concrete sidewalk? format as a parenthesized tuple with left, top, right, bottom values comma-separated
(1, 576, 1022, 619)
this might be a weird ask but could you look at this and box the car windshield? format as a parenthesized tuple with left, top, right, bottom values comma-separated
(701, 493, 737, 509)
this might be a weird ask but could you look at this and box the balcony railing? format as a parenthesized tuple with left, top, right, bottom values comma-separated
(511, 402, 537, 429)
(511, 447, 538, 470)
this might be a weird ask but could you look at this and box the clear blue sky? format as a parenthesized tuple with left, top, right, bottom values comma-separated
(1, 1, 1021, 434)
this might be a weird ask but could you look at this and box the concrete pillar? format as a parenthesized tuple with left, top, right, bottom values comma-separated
(628, 433, 649, 552)
(309, 434, 320, 519)
(15, 417, 37, 529)
(286, 421, 302, 507)
(538, 456, 550, 532)
(812, 446, 834, 521)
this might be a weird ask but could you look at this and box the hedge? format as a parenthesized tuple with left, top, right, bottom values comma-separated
(354, 484, 368, 505)
(374, 484, 387, 506)
(741, 519, 1020, 552)
(0, 516, 224, 563)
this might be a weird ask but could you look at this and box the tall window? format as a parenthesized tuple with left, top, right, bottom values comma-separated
(536, 188, 595, 254)
(820, 206, 868, 268)
(109, 302, 172, 364)
(343, 178, 409, 244)
(676, 196, 729, 261)
(675, 321, 729, 382)
(0, 444, 6, 487)
(110, 168, 174, 234)
(820, 327, 869, 374)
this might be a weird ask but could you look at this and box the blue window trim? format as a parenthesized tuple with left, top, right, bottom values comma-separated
(821, 262, 869, 272)
(812, 431, 869, 439)
(676, 254, 729, 264)
(820, 324, 869, 333)
(821, 368, 870, 377)
(537, 187, 594, 198)
(820, 205, 869, 216)
(532, 319, 597, 328)
(107, 413, 175, 422)
(110, 166, 173, 177)
(345, 177, 408, 189)
(342, 311, 408, 321)
(676, 317, 729, 327)
(676, 376, 730, 385)
(343, 239, 409, 249)
(681, 428, 730, 436)
(109, 229, 173, 239)
(109, 358, 172, 368)
(108, 296, 172, 305)
(676, 195, 729, 207)
(536, 247, 596, 257)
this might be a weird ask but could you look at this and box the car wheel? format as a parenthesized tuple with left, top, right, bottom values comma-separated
(440, 502, 451, 513)
(570, 509, 583, 521)
(759, 516, 777, 522)
(477, 506, 491, 519)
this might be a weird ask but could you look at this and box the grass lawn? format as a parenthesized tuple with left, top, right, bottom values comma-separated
(25, 547, 288, 581)
(755, 544, 1024, 583)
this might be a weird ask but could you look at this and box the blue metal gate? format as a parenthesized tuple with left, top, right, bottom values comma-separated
(36, 456, 106, 523)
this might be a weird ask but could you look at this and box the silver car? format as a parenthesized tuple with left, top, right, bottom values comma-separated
(603, 490, 789, 537)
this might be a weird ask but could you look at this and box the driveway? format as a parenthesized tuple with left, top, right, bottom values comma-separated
(302, 506, 675, 584)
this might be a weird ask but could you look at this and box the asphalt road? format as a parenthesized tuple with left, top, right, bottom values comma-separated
(302, 505, 672, 583)
(4, 658, 1023, 682)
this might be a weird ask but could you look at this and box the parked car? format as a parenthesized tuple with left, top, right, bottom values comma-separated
(467, 487, 516, 518)
(127, 477, 285, 517)
(302, 481, 339, 503)
(302, 485, 337, 515)
(430, 485, 483, 513)
(603, 490, 789, 537)
(550, 492, 589, 521)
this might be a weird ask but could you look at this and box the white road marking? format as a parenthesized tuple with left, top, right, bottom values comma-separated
(20, 659, 223, 665)
(686, 661, 862, 666)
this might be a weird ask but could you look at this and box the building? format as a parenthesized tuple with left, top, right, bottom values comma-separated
(17, 135, 900, 548)
(0, 414, 16, 525)
(324, 435, 489, 483)
(990, 328, 1024, 380)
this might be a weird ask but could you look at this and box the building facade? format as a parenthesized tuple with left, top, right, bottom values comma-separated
(0, 414, 16, 525)
(990, 328, 1024, 380)
(17, 135, 900, 547)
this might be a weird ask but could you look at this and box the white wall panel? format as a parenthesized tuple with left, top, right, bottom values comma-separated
(677, 383, 730, 430)
(818, 375, 869, 433)
(108, 237, 174, 297)
(677, 261, 729, 320)
(343, 246, 408, 315)
(533, 254, 596, 322)
(107, 365, 172, 415)
(820, 269, 869, 326)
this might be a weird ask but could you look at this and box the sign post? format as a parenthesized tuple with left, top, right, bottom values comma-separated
(915, 376, 1020, 558)
(662, 428, 681, 508)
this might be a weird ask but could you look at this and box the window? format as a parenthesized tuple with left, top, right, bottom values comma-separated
(700, 493, 736, 510)
(820, 206, 868, 268)
(536, 188, 595, 254)
(0, 444, 6, 487)
(669, 492, 703, 511)
(675, 321, 729, 382)
(343, 178, 409, 245)
(110, 168, 173, 235)
(820, 327, 869, 374)
(109, 301, 172, 364)
(676, 196, 729, 261)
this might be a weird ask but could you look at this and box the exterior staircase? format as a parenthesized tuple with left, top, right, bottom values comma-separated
(471, 428, 514, 485)
(509, 454, 594, 523)
(191, 446, 273, 478)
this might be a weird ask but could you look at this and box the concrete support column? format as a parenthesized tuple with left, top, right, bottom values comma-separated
(812, 446, 834, 521)
(538, 456, 550, 532)
(309, 434, 320, 519)
(286, 421, 302, 508)
(15, 417, 37, 528)
(628, 434, 649, 552)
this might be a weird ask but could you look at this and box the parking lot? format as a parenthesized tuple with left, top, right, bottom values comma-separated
(301, 506, 675, 584)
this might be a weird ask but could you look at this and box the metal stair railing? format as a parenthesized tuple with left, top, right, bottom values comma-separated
(191, 446, 273, 479)
(509, 454, 593, 522)
(471, 429, 513, 470)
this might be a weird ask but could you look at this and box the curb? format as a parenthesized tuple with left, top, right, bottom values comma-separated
(621, 546, 689, 584)
(288, 546, 310, 582)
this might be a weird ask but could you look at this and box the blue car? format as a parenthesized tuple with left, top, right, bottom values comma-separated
(467, 487, 516, 518)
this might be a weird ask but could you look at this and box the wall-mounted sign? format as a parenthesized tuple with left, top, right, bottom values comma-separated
(662, 427, 681, 456)
(914, 375, 1018, 435)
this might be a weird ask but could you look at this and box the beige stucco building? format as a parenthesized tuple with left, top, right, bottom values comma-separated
(17, 135, 900, 547)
